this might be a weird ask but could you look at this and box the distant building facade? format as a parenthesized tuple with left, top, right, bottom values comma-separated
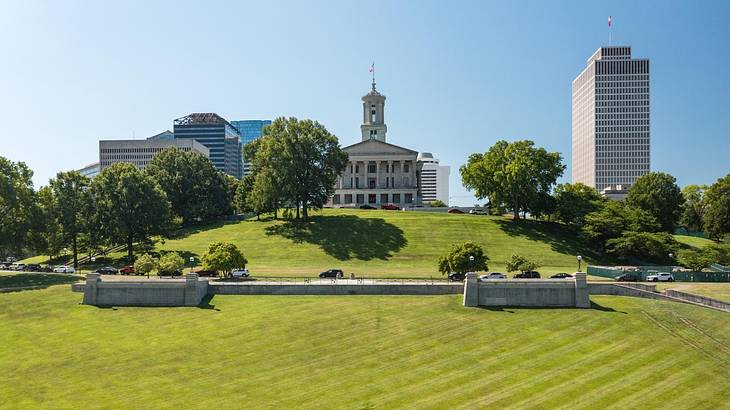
(328, 81, 422, 208)
(572, 46, 650, 191)
(230, 119, 272, 175)
(417, 152, 450, 205)
(173, 113, 243, 178)
(77, 162, 100, 178)
(99, 135, 209, 171)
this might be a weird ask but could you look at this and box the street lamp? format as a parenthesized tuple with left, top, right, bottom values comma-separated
(469, 255, 475, 273)
(189, 256, 195, 274)
(668, 253, 674, 269)
(577, 255, 583, 272)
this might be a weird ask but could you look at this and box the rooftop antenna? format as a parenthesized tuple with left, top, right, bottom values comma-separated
(369, 62, 376, 91)
(608, 16, 612, 46)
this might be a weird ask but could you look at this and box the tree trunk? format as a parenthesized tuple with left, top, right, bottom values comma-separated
(302, 201, 308, 220)
(513, 207, 520, 220)
(127, 234, 134, 262)
(296, 202, 300, 220)
(274, 208, 278, 219)
(72, 235, 78, 269)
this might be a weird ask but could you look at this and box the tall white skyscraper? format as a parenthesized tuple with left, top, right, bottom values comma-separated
(572, 46, 650, 192)
(417, 152, 450, 205)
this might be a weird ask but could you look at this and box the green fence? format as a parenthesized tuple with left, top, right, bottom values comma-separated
(587, 266, 730, 282)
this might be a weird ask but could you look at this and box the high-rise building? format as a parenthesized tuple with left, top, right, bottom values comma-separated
(77, 162, 100, 178)
(417, 153, 450, 205)
(572, 46, 650, 192)
(230, 119, 272, 175)
(99, 134, 209, 171)
(173, 113, 243, 178)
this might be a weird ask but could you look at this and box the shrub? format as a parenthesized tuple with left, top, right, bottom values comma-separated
(202, 242, 248, 277)
(437, 242, 489, 275)
(159, 252, 185, 274)
(134, 253, 158, 277)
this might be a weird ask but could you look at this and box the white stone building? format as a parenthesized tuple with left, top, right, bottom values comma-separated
(99, 131, 209, 171)
(572, 46, 650, 191)
(417, 152, 450, 205)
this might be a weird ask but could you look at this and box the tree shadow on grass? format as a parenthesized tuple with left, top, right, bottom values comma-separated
(264, 215, 407, 261)
(0, 273, 82, 293)
(476, 300, 625, 313)
(495, 219, 605, 262)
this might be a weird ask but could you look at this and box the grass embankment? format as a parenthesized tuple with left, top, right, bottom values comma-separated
(0, 282, 728, 408)
(674, 235, 716, 250)
(657, 283, 730, 303)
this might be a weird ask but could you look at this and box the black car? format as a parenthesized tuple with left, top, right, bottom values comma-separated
(359, 204, 376, 210)
(615, 273, 641, 282)
(95, 266, 118, 275)
(319, 269, 344, 278)
(23, 264, 42, 272)
(550, 272, 573, 279)
(160, 270, 183, 277)
(514, 271, 541, 279)
(448, 272, 466, 281)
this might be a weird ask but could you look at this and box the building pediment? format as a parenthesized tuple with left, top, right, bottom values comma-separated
(343, 139, 418, 156)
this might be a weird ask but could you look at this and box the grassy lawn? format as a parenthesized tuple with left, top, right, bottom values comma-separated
(657, 282, 730, 303)
(673, 235, 715, 249)
(0, 284, 728, 408)
(0, 272, 82, 290)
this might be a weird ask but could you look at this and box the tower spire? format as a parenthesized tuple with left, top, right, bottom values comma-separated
(369, 62, 376, 91)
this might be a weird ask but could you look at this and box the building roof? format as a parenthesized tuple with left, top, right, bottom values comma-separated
(174, 113, 235, 128)
(343, 138, 418, 155)
(147, 130, 174, 141)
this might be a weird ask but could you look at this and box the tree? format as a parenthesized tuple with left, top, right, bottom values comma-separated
(202, 242, 247, 277)
(134, 253, 158, 277)
(86, 163, 174, 261)
(429, 199, 447, 208)
(702, 243, 730, 266)
(582, 201, 660, 251)
(247, 168, 282, 219)
(554, 183, 605, 226)
(49, 171, 90, 268)
(460, 140, 565, 220)
(159, 252, 185, 274)
(680, 185, 707, 232)
(0, 157, 36, 258)
(32, 186, 64, 262)
(626, 172, 684, 232)
(703, 174, 730, 241)
(233, 174, 255, 214)
(505, 254, 541, 273)
(605, 232, 678, 264)
(677, 249, 712, 271)
(437, 242, 489, 275)
(251, 117, 349, 219)
(145, 147, 231, 225)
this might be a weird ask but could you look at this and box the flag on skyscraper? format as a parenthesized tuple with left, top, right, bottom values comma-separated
(608, 16, 612, 27)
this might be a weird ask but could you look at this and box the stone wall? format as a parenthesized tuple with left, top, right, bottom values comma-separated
(81, 273, 207, 307)
(463, 273, 590, 308)
(209, 282, 462, 296)
(665, 290, 730, 311)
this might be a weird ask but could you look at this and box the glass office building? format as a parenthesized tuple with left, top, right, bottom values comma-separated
(230, 119, 272, 175)
(174, 113, 243, 178)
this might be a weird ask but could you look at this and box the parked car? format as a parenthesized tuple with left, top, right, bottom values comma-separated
(53, 265, 76, 273)
(448, 272, 466, 281)
(23, 264, 42, 272)
(646, 272, 674, 282)
(11, 263, 26, 271)
(447, 208, 464, 214)
(615, 273, 641, 282)
(514, 271, 541, 279)
(550, 273, 573, 279)
(195, 270, 218, 277)
(359, 204, 377, 210)
(5, 256, 17, 263)
(469, 209, 486, 215)
(119, 265, 135, 275)
(319, 269, 344, 278)
(0, 263, 9, 270)
(480, 272, 506, 279)
(159, 270, 183, 277)
(230, 269, 250, 279)
(95, 267, 118, 275)
(380, 203, 401, 210)
(40, 265, 53, 272)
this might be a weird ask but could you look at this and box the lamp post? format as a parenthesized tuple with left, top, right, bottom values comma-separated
(469, 255, 475, 273)
(577, 255, 583, 272)
(668, 253, 674, 270)
(189, 256, 195, 274)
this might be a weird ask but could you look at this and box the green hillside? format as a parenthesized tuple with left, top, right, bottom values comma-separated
(1, 283, 728, 408)
(156, 209, 595, 278)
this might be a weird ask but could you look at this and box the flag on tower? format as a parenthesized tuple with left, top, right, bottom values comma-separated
(369, 63, 375, 73)
(608, 16, 612, 27)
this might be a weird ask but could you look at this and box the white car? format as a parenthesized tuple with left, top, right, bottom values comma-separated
(230, 269, 250, 279)
(646, 272, 674, 282)
(480, 272, 507, 280)
(0, 263, 8, 270)
(11, 263, 25, 271)
(53, 265, 76, 273)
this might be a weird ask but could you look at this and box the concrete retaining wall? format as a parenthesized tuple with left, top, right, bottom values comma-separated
(209, 282, 463, 296)
(665, 290, 730, 311)
(463, 273, 591, 308)
(80, 273, 207, 307)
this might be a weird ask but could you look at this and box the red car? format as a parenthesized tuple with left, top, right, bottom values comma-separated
(119, 265, 135, 275)
(447, 208, 465, 214)
(195, 270, 218, 277)
(381, 204, 400, 210)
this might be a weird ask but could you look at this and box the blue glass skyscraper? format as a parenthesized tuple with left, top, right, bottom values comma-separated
(230, 119, 272, 175)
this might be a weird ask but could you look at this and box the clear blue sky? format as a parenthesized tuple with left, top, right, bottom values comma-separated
(1, 0, 728, 206)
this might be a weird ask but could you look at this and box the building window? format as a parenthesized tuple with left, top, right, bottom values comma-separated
(332, 195, 341, 205)
(368, 194, 377, 204)
(355, 165, 359, 173)
(404, 177, 409, 187)
(404, 163, 410, 173)
(405, 194, 413, 204)
(345, 194, 353, 204)
(369, 178, 376, 189)
(392, 193, 401, 203)
(356, 194, 365, 204)
(355, 177, 359, 188)
(368, 164, 376, 173)
(380, 193, 388, 203)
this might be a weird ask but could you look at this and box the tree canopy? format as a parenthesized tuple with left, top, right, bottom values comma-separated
(703, 174, 730, 241)
(505, 254, 541, 273)
(460, 140, 565, 220)
(626, 172, 684, 232)
(582, 201, 659, 251)
(86, 163, 174, 261)
(680, 184, 707, 233)
(553, 182, 605, 226)
(202, 242, 248, 277)
(49, 171, 90, 268)
(0, 157, 36, 257)
(437, 242, 489, 275)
